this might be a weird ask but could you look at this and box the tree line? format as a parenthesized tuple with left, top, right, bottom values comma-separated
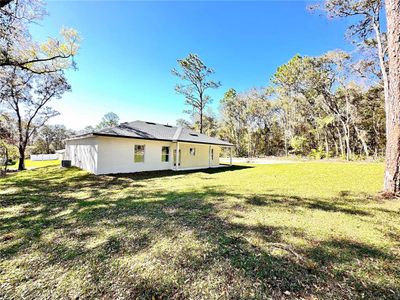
(172, 0, 400, 195)
(205, 52, 386, 160)
(173, 51, 386, 160)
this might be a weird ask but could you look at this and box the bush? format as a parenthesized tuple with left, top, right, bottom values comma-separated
(290, 136, 308, 155)
(308, 147, 333, 160)
(309, 148, 324, 160)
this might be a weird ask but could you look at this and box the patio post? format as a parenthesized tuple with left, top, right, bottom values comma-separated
(176, 142, 180, 171)
(230, 147, 233, 166)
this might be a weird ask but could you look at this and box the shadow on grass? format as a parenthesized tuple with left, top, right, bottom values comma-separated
(244, 194, 372, 216)
(0, 166, 398, 299)
(107, 164, 254, 181)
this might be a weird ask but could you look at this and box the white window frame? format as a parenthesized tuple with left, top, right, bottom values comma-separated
(161, 146, 170, 162)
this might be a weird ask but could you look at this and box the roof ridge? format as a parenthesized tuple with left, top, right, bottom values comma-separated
(133, 120, 176, 127)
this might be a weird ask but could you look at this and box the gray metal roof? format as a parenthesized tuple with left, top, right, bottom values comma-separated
(72, 120, 233, 146)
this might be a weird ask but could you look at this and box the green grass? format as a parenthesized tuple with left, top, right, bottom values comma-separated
(1, 162, 399, 299)
(8, 159, 60, 169)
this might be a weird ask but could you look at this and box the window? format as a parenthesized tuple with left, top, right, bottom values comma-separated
(161, 146, 170, 162)
(190, 147, 196, 156)
(211, 148, 214, 160)
(134, 145, 145, 163)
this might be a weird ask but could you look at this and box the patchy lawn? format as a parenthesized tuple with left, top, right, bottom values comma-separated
(0, 162, 399, 299)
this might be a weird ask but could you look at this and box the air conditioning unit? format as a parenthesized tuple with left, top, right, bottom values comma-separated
(61, 160, 71, 168)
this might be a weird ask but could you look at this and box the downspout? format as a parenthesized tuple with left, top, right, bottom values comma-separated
(208, 145, 211, 168)
(172, 127, 183, 171)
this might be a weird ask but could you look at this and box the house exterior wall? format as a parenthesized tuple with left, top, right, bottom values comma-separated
(96, 136, 174, 174)
(174, 142, 220, 169)
(65, 136, 223, 175)
(65, 137, 98, 174)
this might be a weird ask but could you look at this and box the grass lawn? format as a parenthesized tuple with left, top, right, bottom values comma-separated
(1, 162, 399, 299)
(8, 159, 60, 170)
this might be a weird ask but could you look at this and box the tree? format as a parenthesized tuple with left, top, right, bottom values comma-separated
(311, 1, 387, 100)
(314, 0, 400, 193)
(79, 125, 95, 135)
(0, 113, 15, 143)
(0, 138, 17, 176)
(383, 0, 400, 193)
(219, 88, 248, 156)
(97, 112, 120, 129)
(219, 88, 278, 157)
(0, 0, 80, 74)
(195, 109, 219, 137)
(172, 53, 221, 134)
(0, 113, 17, 176)
(246, 90, 281, 156)
(176, 118, 193, 129)
(31, 124, 71, 154)
(1, 69, 70, 170)
(270, 50, 383, 160)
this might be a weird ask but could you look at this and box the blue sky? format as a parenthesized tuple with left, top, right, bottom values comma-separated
(32, 1, 351, 130)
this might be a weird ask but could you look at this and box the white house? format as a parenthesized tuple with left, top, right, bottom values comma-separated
(65, 120, 233, 175)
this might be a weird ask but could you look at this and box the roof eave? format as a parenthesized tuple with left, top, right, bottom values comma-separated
(94, 132, 233, 146)
(65, 133, 95, 141)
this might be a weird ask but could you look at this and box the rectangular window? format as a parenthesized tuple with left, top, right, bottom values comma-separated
(161, 146, 170, 162)
(211, 148, 214, 160)
(134, 145, 145, 163)
(190, 147, 196, 156)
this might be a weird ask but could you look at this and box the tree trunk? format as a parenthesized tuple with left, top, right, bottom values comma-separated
(341, 120, 351, 161)
(336, 127, 344, 157)
(4, 147, 8, 174)
(284, 134, 288, 157)
(247, 128, 251, 158)
(354, 125, 369, 158)
(18, 145, 26, 171)
(199, 108, 203, 134)
(334, 139, 339, 157)
(0, 147, 8, 177)
(325, 134, 329, 158)
(383, 0, 400, 193)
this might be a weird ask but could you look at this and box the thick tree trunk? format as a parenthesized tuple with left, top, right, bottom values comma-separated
(383, 0, 400, 193)
(18, 145, 25, 171)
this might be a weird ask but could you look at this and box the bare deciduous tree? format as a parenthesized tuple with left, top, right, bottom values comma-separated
(0, 0, 80, 74)
(1, 68, 70, 170)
